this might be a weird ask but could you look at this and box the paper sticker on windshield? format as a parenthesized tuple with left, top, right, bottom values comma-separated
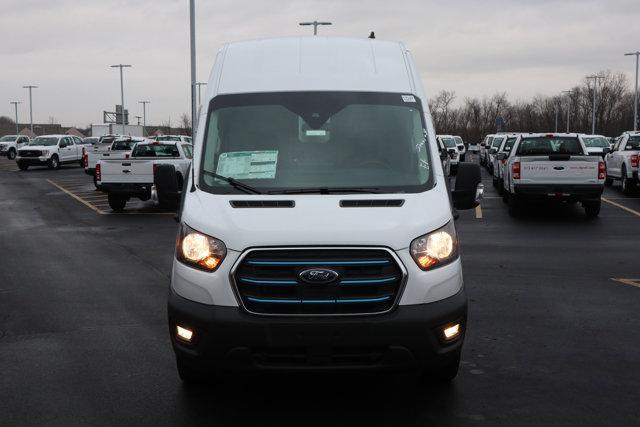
(402, 95, 416, 103)
(217, 151, 278, 179)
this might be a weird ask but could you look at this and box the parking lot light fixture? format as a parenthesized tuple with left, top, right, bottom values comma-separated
(22, 85, 38, 133)
(625, 51, 640, 131)
(10, 101, 21, 135)
(110, 64, 132, 135)
(299, 21, 332, 36)
(139, 100, 150, 136)
(562, 90, 572, 132)
(587, 74, 605, 134)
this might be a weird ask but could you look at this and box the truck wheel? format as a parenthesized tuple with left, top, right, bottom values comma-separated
(7, 149, 16, 160)
(93, 174, 99, 189)
(17, 162, 28, 171)
(108, 194, 127, 212)
(48, 155, 60, 170)
(604, 176, 613, 186)
(584, 201, 601, 218)
(508, 194, 521, 216)
(621, 166, 634, 195)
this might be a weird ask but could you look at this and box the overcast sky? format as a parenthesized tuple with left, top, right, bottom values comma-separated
(1, 0, 639, 127)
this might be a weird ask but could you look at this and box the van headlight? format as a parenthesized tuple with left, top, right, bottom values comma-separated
(176, 223, 226, 271)
(410, 221, 458, 270)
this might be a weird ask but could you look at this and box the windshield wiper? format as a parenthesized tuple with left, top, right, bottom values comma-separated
(267, 187, 381, 195)
(202, 170, 262, 194)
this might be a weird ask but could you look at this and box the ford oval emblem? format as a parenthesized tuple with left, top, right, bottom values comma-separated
(298, 268, 339, 284)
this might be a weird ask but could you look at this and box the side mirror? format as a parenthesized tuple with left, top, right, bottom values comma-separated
(602, 147, 610, 155)
(447, 148, 457, 158)
(59, 143, 67, 148)
(496, 152, 507, 160)
(439, 150, 449, 161)
(452, 163, 482, 210)
(489, 148, 497, 155)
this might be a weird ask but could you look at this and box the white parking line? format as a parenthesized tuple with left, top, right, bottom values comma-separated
(602, 197, 640, 218)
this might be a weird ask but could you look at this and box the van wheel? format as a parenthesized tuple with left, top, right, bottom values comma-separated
(508, 194, 521, 216)
(48, 155, 60, 170)
(604, 176, 613, 186)
(17, 162, 28, 171)
(7, 149, 16, 160)
(108, 194, 127, 212)
(584, 201, 601, 218)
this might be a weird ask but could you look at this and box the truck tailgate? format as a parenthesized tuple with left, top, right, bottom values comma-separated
(99, 160, 153, 184)
(520, 156, 600, 184)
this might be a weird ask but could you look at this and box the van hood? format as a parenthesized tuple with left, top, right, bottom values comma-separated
(182, 187, 453, 252)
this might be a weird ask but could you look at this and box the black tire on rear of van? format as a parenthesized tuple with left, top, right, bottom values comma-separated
(584, 200, 601, 218)
(108, 193, 127, 212)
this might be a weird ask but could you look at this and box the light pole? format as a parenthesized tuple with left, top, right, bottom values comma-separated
(586, 74, 605, 134)
(110, 64, 132, 135)
(189, 0, 197, 136)
(554, 103, 559, 133)
(195, 82, 207, 106)
(138, 100, 149, 136)
(10, 101, 21, 135)
(22, 85, 38, 133)
(299, 21, 332, 35)
(625, 51, 640, 131)
(562, 90, 572, 132)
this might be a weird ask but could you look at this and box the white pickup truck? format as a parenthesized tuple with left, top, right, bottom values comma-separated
(16, 135, 84, 170)
(604, 132, 639, 194)
(84, 137, 143, 186)
(0, 135, 30, 160)
(436, 135, 460, 175)
(97, 140, 192, 211)
(492, 133, 519, 192)
(502, 133, 604, 217)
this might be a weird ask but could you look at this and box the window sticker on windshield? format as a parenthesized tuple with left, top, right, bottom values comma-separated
(402, 95, 416, 103)
(217, 151, 278, 179)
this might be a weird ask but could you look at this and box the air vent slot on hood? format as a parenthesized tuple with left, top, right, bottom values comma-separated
(340, 199, 405, 208)
(230, 200, 295, 208)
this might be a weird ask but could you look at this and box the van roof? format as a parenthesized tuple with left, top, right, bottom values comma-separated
(214, 37, 415, 96)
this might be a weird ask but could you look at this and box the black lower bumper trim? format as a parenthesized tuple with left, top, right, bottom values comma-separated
(168, 289, 467, 373)
(514, 184, 603, 201)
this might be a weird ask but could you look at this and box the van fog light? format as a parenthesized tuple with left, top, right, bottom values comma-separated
(442, 323, 461, 341)
(176, 325, 194, 342)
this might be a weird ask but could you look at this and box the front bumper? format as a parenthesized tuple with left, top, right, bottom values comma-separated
(100, 182, 152, 198)
(168, 288, 467, 373)
(514, 183, 603, 201)
(16, 157, 50, 165)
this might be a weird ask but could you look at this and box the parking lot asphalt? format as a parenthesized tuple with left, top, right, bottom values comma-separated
(1, 155, 639, 425)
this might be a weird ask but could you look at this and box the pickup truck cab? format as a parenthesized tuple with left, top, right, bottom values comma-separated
(164, 36, 482, 386)
(155, 135, 193, 144)
(0, 135, 30, 160)
(84, 137, 142, 186)
(579, 134, 611, 159)
(479, 134, 495, 166)
(604, 132, 639, 194)
(502, 133, 604, 217)
(437, 135, 460, 175)
(16, 135, 83, 170)
(97, 140, 192, 211)
(492, 133, 519, 192)
(453, 136, 466, 162)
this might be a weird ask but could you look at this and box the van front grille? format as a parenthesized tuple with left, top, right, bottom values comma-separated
(233, 248, 404, 315)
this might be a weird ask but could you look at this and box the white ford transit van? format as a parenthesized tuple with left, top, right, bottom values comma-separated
(165, 36, 482, 384)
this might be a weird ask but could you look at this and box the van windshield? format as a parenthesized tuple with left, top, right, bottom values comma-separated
(199, 92, 433, 194)
(441, 137, 457, 148)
